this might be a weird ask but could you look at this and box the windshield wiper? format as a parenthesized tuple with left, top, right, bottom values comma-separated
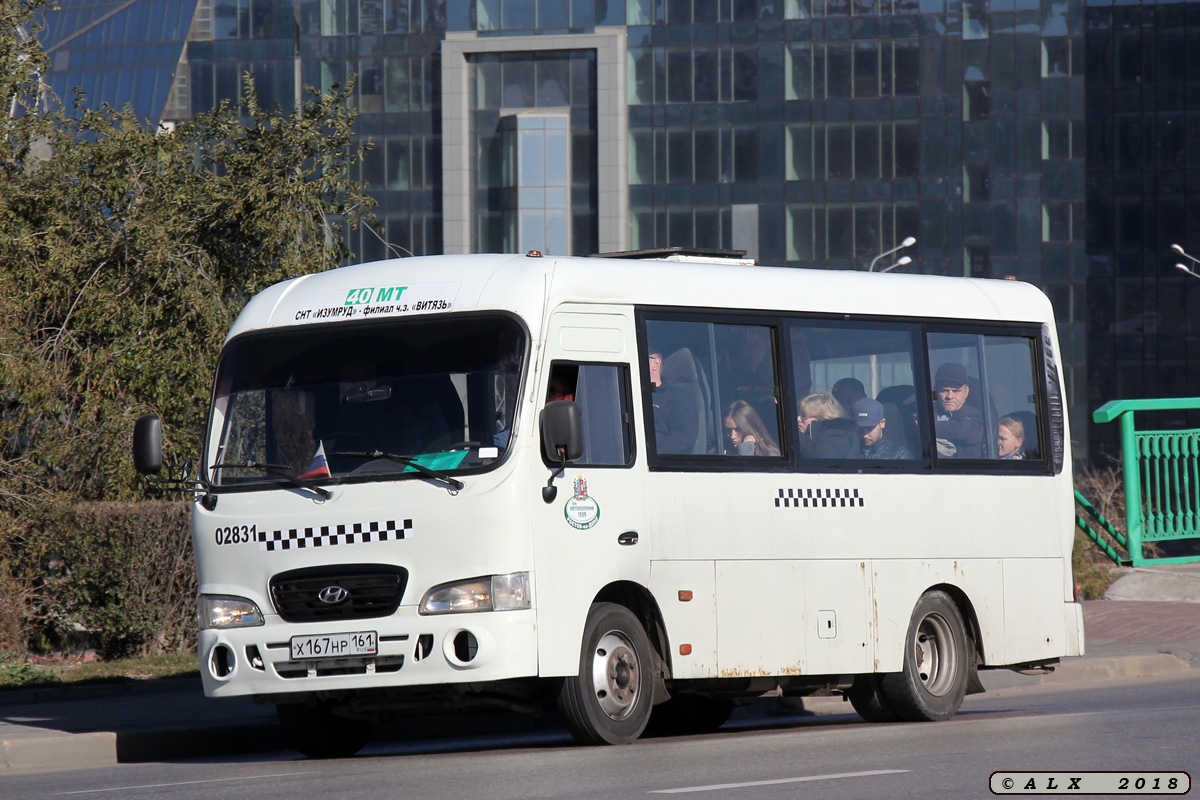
(210, 462, 333, 499)
(333, 451, 465, 491)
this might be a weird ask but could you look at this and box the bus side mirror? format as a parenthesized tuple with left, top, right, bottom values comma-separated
(541, 401, 583, 504)
(133, 414, 163, 475)
(541, 401, 583, 464)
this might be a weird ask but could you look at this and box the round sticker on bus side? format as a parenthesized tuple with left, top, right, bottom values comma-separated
(564, 475, 600, 530)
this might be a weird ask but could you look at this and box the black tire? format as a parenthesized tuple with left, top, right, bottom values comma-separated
(846, 674, 898, 723)
(877, 590, 970, 722)
(276, 701, 374, 758)
(558, 602, 655, 745)
(647, 694, 735, 736)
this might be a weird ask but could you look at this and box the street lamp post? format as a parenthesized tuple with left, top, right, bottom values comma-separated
(1172, 243, 1200, 279)
(878, 255, 913, 274)
(868, 237, 917, 272)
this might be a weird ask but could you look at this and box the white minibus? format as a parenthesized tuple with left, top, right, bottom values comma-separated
(134, 251, 1084, 756)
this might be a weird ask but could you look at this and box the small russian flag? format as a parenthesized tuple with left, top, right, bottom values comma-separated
(298, 441, 330, 480)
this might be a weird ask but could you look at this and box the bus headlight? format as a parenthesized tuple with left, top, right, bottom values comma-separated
(419, 572, 531, 615)
(198, 595, 265, 630)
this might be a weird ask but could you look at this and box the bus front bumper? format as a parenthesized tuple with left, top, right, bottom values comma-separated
(197, 607, 538, 699)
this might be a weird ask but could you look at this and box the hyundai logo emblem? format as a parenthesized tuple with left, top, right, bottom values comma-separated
(317, 585, 349, 605)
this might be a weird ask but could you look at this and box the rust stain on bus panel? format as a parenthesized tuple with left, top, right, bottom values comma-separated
(873, 568, 882, 671)
(719, 668, 776, 678)
(719, 662, 805, 678)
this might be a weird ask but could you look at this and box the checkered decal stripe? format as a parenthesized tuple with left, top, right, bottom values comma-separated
(256, 520, 412, 551)
(775, 488, 863, 508)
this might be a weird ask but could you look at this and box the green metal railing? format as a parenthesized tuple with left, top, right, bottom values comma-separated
(1090, 398, 1200, 566)
(1074, 489, 1128, 566)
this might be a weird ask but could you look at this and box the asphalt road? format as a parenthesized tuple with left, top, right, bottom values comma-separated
(5, 673, 1199, 799)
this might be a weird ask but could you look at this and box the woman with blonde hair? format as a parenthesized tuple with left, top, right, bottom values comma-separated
(796, 391, 858, 459)
(724, 399, 779, 456)
(997, 415, 1026, 460)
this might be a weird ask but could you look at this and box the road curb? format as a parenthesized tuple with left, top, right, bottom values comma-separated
(117, 722, 286, 763)
(1049, 653, 1191, 682)
(0, 722, 286, 773)
(978, 652, 1191, 692)
(2, 731, 115, 773)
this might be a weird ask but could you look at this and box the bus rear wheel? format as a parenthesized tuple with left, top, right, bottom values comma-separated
(276, 700, 374, 758)
(846, 674, 898, 723)
(558, 602, 654, 745)
(877, 590, 969, 722)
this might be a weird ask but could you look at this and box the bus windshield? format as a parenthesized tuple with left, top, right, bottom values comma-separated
(206, 314, 526, 489)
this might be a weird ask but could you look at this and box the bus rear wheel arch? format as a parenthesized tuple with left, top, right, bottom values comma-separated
(877, 589, 970, 722)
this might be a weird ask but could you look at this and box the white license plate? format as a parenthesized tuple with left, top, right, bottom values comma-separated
(290, 631, 378, 660)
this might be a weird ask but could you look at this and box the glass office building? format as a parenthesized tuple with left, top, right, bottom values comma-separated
(38, 0, 1191, 460)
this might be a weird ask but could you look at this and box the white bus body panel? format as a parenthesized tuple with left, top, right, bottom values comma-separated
(533, 305, 650, 676)
(194, 463, 539, 697)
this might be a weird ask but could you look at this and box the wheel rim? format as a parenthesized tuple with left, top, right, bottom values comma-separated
(913, 612, 958, 696)
(591, 630, 641, 720)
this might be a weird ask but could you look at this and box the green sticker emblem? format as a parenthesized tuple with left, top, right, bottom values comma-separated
(564, 475, 600, 530)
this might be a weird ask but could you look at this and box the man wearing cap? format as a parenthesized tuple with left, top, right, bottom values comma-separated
(932, 362, 984, 458)
(853, 398, 913, 460)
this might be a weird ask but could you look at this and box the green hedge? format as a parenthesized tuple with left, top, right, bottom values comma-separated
(1, 501, 196, 659)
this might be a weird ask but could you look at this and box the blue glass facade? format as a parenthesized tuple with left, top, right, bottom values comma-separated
(40, 0, 198, 123)
(37, 0, 1194, 460)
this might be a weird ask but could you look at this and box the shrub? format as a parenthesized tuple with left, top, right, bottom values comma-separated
(0, 509, 54, 653)
(0, 650, 59, 688)
(1072, 530, 1115, 600)
(1073, 461, 1129, 599)
(28, 500, 196, 659)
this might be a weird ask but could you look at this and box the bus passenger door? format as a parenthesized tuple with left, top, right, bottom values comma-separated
(533, 309, 650, 677)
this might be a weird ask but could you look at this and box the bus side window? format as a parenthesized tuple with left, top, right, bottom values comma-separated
(714, 324, 782, 457)
(926, 332, 1042, 463)
(548, 362, 632, 467)
(788, 319, 922, 464)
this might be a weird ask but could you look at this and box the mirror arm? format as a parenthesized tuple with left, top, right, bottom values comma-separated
(542, 449, 567, 504)
(140, 458, 213, 501)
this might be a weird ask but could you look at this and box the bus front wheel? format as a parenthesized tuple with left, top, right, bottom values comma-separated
(877, 590, 969, 722)
(558, 602, 654, 745)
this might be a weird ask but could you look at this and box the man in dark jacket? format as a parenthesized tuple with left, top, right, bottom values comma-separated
(853, 399, 913, 460)
(648, 349, 700, 454)
(932, 362, 984, 458)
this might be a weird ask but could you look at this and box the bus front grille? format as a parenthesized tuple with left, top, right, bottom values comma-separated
(270, 564, 408, 623)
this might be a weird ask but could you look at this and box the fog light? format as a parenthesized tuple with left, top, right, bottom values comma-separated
(210, 643, 236, 680)
(453, 630, 478, 663)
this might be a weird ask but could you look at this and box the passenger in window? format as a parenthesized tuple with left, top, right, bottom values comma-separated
(932, 363, 984, 458)
(726, 327, 774, 396)
(853, 398, 914, 460)
(832, 378, 867, 414)
(724, 400, 779, 456)
(997, 416, 1026, 460)
(648, 349, 701, 454)
(724, 326, 777, 425)
(796, 392, 858, 459)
